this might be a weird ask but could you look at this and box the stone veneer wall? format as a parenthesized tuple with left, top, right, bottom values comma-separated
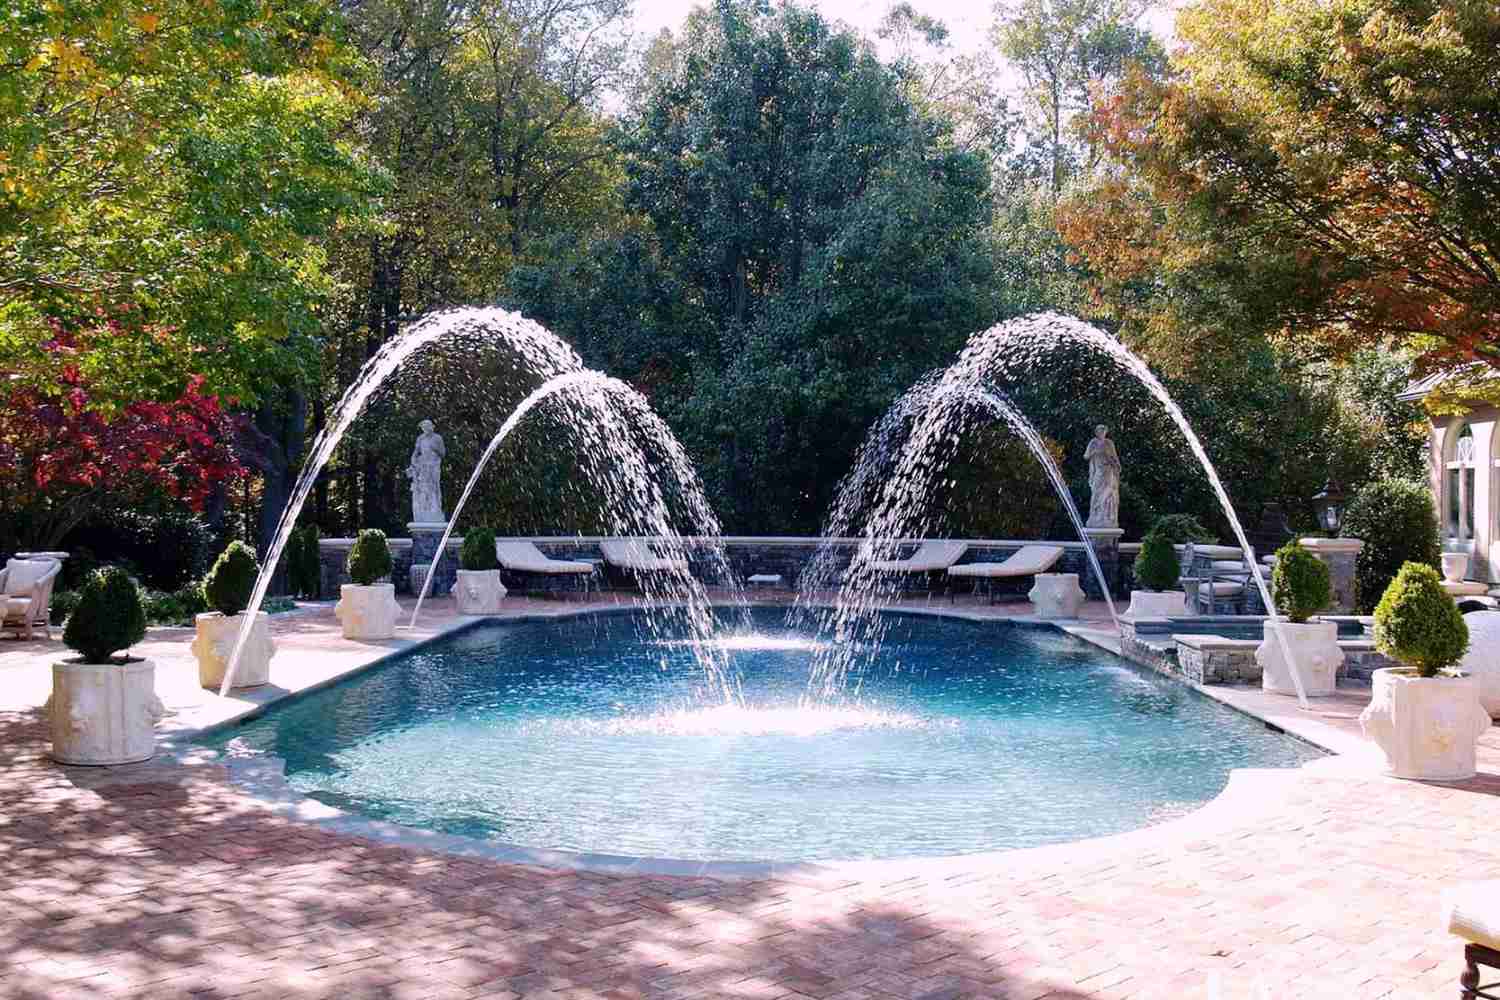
(1117, 618, 1396, 686)
(318, 536, 1114, 597)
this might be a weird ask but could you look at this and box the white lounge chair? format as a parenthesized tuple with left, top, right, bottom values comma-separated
(0, 558, 61, 639)
(866, 539, 968, 597)
(599, 539, 690, 584)
(495, 541, 597, 595)
(947, 544, 1064, 604)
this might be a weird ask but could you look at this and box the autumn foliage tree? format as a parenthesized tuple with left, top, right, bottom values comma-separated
(1061, 0, 1500, 385)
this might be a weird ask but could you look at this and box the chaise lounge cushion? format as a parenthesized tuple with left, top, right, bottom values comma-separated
(948, 545, 1064, 579)
(1444, 880, 1500, 950)
(4, 559, 51, 597)
(495, 541, 594, 575)
(599, 539, 689, 573)
(870, 540, 968, 573)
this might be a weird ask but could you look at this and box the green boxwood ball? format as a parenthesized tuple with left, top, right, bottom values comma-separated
(202, 541, 260, 616)
(63, 566, 147, 664)
(346, 529, 393, 586)
(460, 528, 498, 572)
(1271, 540, 1330, 624)
(1134, 533, 1180, 592)
(1373, 561, 1469, 677)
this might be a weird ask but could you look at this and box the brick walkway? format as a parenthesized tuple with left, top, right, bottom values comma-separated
(3, 601, 1498, 999)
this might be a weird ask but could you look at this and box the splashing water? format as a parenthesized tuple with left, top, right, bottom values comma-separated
(407, 369, 744, 701)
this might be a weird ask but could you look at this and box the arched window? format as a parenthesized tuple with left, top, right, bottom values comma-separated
(1446, 423, 1477, 542)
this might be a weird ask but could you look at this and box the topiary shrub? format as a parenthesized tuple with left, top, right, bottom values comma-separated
(202, 541, 260, 616)
(346, 529, 392, 586)
(63, 566, 147, 663)
(1271, 540, 1330, 623)
(1342, 478, 1440, 613)
(1373, 562, 1469, 677)
(286, 525, 321, 599)
(1149, 514, 1216, 545)
(1133, 533, 1180, 592)
(460, 528, 498, 571)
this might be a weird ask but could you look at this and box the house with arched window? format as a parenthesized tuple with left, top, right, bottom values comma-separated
(1400, 374, 1498, 585)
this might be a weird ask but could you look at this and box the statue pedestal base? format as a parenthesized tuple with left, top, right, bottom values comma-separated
(408, 522, 458, 597)
(1081, 527, 1124, 600)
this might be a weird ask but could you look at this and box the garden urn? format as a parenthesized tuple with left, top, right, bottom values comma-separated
(1257, 619, 1341, 697)
(193, 612, 275, 690)
(1442, 552, 1470, 584)
(1359, 668, 1491, 781)
(47, 658, 165, 765)
(455, 569, 506, 615)
(335, 583, 401, 640)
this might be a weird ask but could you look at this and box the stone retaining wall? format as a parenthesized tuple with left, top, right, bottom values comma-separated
(1117, 617, 1396, 686)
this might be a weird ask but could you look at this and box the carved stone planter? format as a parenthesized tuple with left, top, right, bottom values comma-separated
(455, 569, 507, 615)
(192, 612, 275, 690)
(1359, 668, 1491, 781)
(47, 658, 165, 765)
(1257, 619, 1342, 697)
(335, 583, 400, 640)
(1028, 573, 1085, 619)
(1122, 590, 1187, 620)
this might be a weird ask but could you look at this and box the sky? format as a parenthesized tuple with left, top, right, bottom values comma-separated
(630, 0, 1177, 52)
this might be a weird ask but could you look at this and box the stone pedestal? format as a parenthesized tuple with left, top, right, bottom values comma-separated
(1299, 537, 1364, 614)
(408, 522, 457, 597)
(1082, 527, 1124, 599)
(1028, 573, 1086, 619)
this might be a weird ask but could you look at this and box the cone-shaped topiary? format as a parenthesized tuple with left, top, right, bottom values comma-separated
(1149, 514, 1215, 545)
(63, 566, 147, 664)
(1374, 562, 1469, 677)
(460, 528, 498, 571)
(203, 541, 259, 616)
(286, 525, 321, 599)
(1134, 533, 1180, 592)
(1271, 540, 1330, 624)
(346, 529, 392, 586)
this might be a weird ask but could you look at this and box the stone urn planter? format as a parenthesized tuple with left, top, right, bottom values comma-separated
(1257, 619, 1341, 697)
(1122, 590, 1187, 619)
(1360, 669, 1491, 780)
(1027, 573, 1085, 619)
(48, 657, 165, 765)
(335, 583, 400, 640)
(192, 611, 275, 689)
(1442, 551, 1470, 583)
(455, 569, 506, 615)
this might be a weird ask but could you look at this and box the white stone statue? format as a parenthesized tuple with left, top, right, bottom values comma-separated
(407, 419, 446, 523)
(1084, 424, 1120, 529)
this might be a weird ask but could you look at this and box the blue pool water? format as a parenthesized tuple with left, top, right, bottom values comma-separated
(202, 609, 1321, 861)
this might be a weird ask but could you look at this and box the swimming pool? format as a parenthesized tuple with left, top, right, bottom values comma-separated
(202, 609, 1322, 862)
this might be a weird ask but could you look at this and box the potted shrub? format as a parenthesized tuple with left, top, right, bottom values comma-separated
(191, 541, 275, 690)
(1124, 533, 1187, 618)
(334, 529, 401, 640)
(1359, 562, 1489, 780)
(455, 528, 506, 615)
(47, 567, 164, 764)
(1258, 540, 1341, 697)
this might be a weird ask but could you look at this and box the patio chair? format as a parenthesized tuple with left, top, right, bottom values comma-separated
(867, 539, 968, 597)
(495, 541, 598, 595)
(0, 558, 61, 640)
(1443, 880, 1500, 998)
(599, 538, 690, 587)
(946, 544, 1064, 604)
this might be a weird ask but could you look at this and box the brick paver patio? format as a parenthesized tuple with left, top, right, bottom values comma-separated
(2, 598, 1497, 999)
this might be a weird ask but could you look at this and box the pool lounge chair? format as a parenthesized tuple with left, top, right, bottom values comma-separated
(599, 539, 690, 587)
(947, 544, 1064, 604)
(868, 540, 968, 596)
(495, 541, 598, 595)
(0, 557, 61, 640)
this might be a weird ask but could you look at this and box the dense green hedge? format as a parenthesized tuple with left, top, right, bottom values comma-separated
(286, 525, 321, 599)
(1148, 514, 1217, 545)
(1134, 533, 1180, 592)
(1341, 478, 1440, 613)
(1374, 562, 1468, 676)
(460, 528, 498, 571)
(63, 567, 147, 663)
(1271, 540, 1331, 623)
(346, 529, 392, 586)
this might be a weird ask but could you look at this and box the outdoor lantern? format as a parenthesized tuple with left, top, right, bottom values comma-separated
(1313, 480, 1345, 536)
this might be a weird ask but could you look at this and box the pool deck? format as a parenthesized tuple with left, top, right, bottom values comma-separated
(2, 593, 1497, 998)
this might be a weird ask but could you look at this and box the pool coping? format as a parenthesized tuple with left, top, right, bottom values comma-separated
(181, 602, 1364, 879)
